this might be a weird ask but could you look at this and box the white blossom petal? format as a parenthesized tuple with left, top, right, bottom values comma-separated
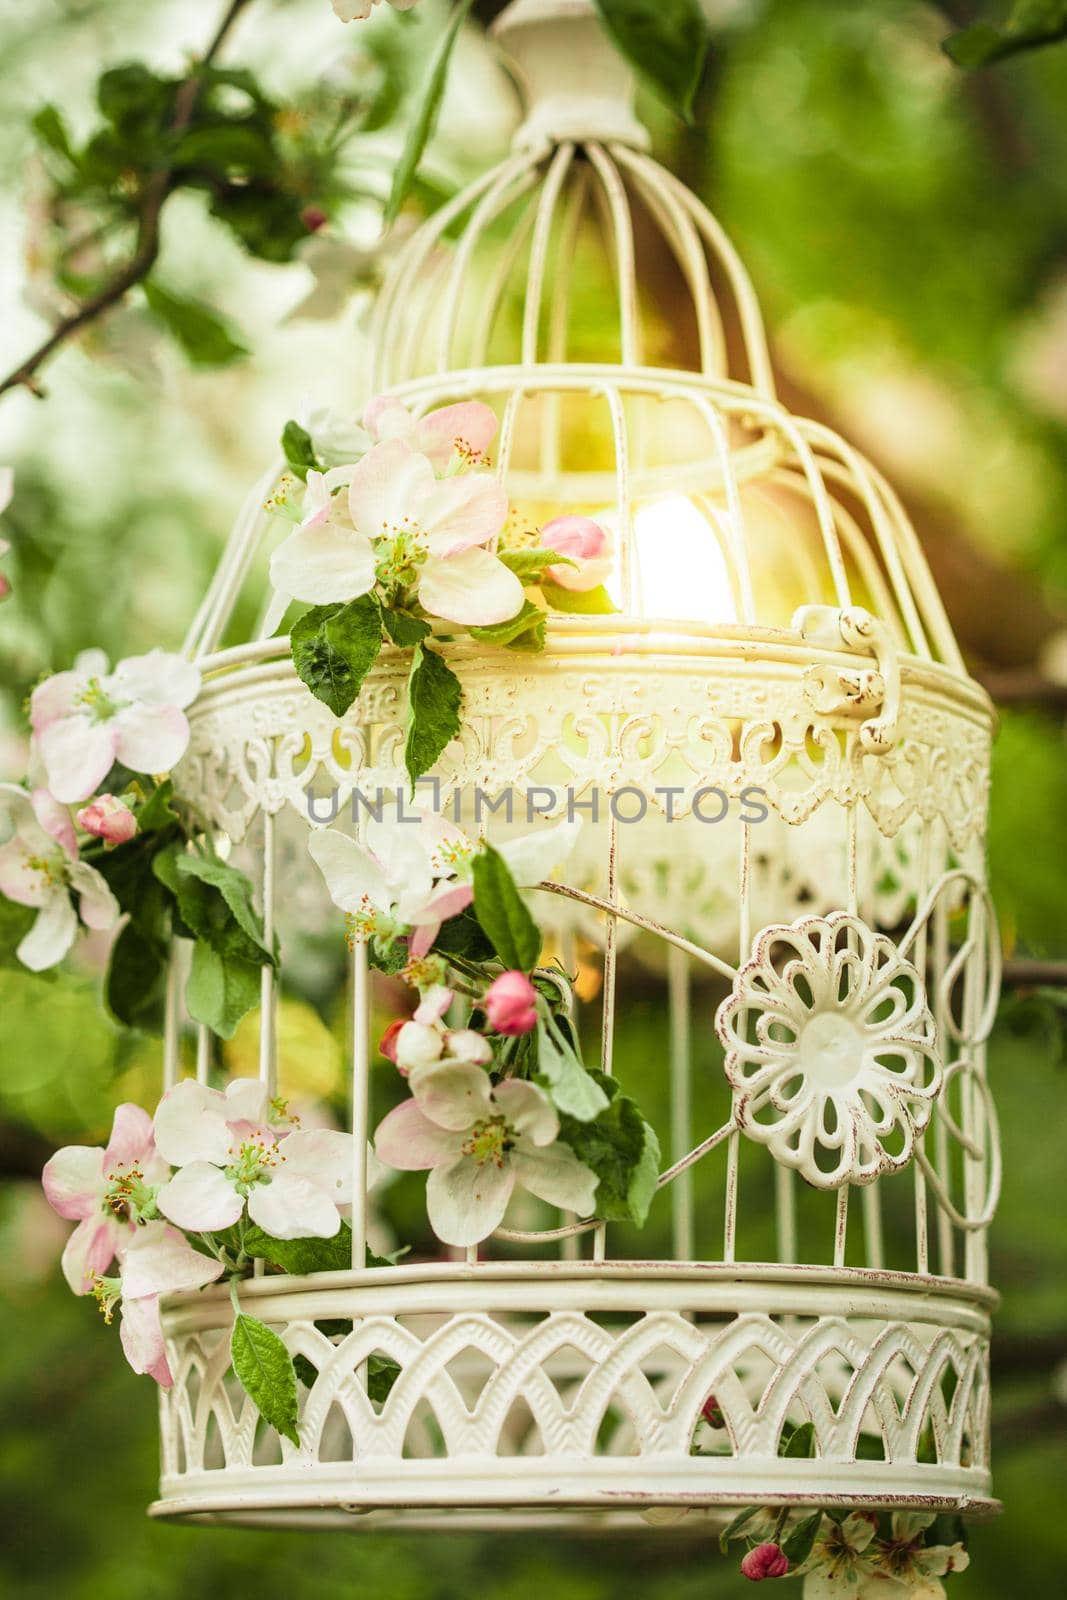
(29, 670, 89, 734)
(223, 1077, 271, 1127)
(0, 838, 50, 907)
(427, 1154, 515, 1246)
(38, 716, 118, 803)
(103, 1103, 155, 1170)
(68, 861, 119, 931)
(417, 547, 524, 627)
(110, 650, 200, 710)
(18, 895, 78, 970)
(498, 818, 582, 887)
(119, 1293, 172, 1386)
(493, 1079, 558, 1145)
(61, 1215, 124, 1294)
(511, 1140, 598, 1215)
(347, 438, 436, 535)
(156, 1161, 243, 1232)
(413, 401, 498, 469)
(308, 827, 392, 915)
(42, 1143, 106, 1219)
(409, 1059, 493, 1131)
(419, 472, 508, 556)
(269, 521, 376, 606)
(121, 1220, 225, 1298)
(248, 1170, 341, 1239)
(374, 1099, 462, 1170)
(153, 1080, 233, 1166)
(277, 1128, 354, 1204)
(113, 702, 190, 775)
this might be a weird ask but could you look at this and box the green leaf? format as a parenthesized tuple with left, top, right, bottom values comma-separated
(135, 779, 178, 833)
(291, 596, 383, 718)
(231, 1311, 300, 1446)
(556, 1071, 660, 1224)
(367, 1353, 403, 1404)
(780, 1420, 816, 1458)
(469, 600, 547, 652)
(280, 420, 322, 482)
(782, 1511, 824, 1567)
(404, 642, 462, 788)
(175, 853, 275, 964)
(592, 0, 710, 121)
(471, 844, 541, 972)
(429, 905, 496, 963)
(185, 941, 262, 1039)
(497, 548, 576, 581)
(535, 1019, 610, 1122)
(719, 1505, 760, 1552)
(384, 0, 475, 225)
(243, 1223, 402, 1274)
(105, 920, 167, 1032)
(142, 280, 248, 367)
(380, 606, 431, 648)
(33, 105, 75, 164)
(541, 581, 617, 615)
(943, 2, 1067, 66)
(243, 1226, 352, 1274)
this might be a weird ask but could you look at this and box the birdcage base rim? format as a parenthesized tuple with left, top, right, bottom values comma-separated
(149, 1472, 1001, 1530)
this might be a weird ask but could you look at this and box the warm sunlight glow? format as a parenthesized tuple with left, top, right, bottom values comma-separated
(611, 494, 739, 625)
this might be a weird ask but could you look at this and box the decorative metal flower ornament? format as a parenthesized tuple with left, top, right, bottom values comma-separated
(717, 912, 942, 1188)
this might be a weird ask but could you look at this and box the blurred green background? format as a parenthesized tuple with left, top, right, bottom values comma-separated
(2, 0, 1067, 1594)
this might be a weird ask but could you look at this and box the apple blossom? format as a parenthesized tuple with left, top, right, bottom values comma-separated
(309, 807, 476, 956)
(860, 1514, 970, 1599)
(364, 395, 498, 471)
(76, 792, 137, 845)
(741, 1544, 789, 1581)
(333, 0, 419, 21)
(30, 647, 201, 803)
(485, 970, 538, 1035)
(540, 514, 614, 592)
(0, 783, 118, 970)
(268, 438, 523, 630)
(153, 1078, 356, 1240)
(42, 1102, 169, 1294)
(799, 1512, 880, 1599)
(375, 1069, 597, 1246)
(310, 810, 581, 960)
(93, 1220, 225, 1387)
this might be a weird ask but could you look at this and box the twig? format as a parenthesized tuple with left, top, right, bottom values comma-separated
(978, 670, 1067, 710)
(1003, 959, 1067, 990)
(0, 0, 254, 402)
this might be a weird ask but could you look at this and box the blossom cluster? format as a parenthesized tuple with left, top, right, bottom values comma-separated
(722, 1506, 970, 1598)
(309, 804, 653, 1246)
(0, 647, 200, 970)
(269, 392, 611, 630)
(268, 393, 613, 784)
(42, 1081, 357, 1388)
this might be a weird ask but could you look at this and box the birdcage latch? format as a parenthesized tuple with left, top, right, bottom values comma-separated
(792, 605, 901, 754)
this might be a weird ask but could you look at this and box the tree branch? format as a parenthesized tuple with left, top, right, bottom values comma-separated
(0, 0, 254, 402)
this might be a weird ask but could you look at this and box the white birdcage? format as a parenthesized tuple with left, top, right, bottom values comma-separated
(152, 0, 1000, 1533)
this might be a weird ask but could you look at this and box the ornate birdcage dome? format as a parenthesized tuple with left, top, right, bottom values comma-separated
(154, 0, 1000, 1536)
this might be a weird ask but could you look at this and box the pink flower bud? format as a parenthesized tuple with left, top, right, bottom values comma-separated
(540, 515, 613, 593)
(485, 970, 538, 1035)
(740, 1544, 789, 1582)
(0, 573, 10, 602)
(701, 1394, 724, 1428)
(379, 1019, 406, 1066)
(301, 205, 328, 232)
(76, 793, 137, 845)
